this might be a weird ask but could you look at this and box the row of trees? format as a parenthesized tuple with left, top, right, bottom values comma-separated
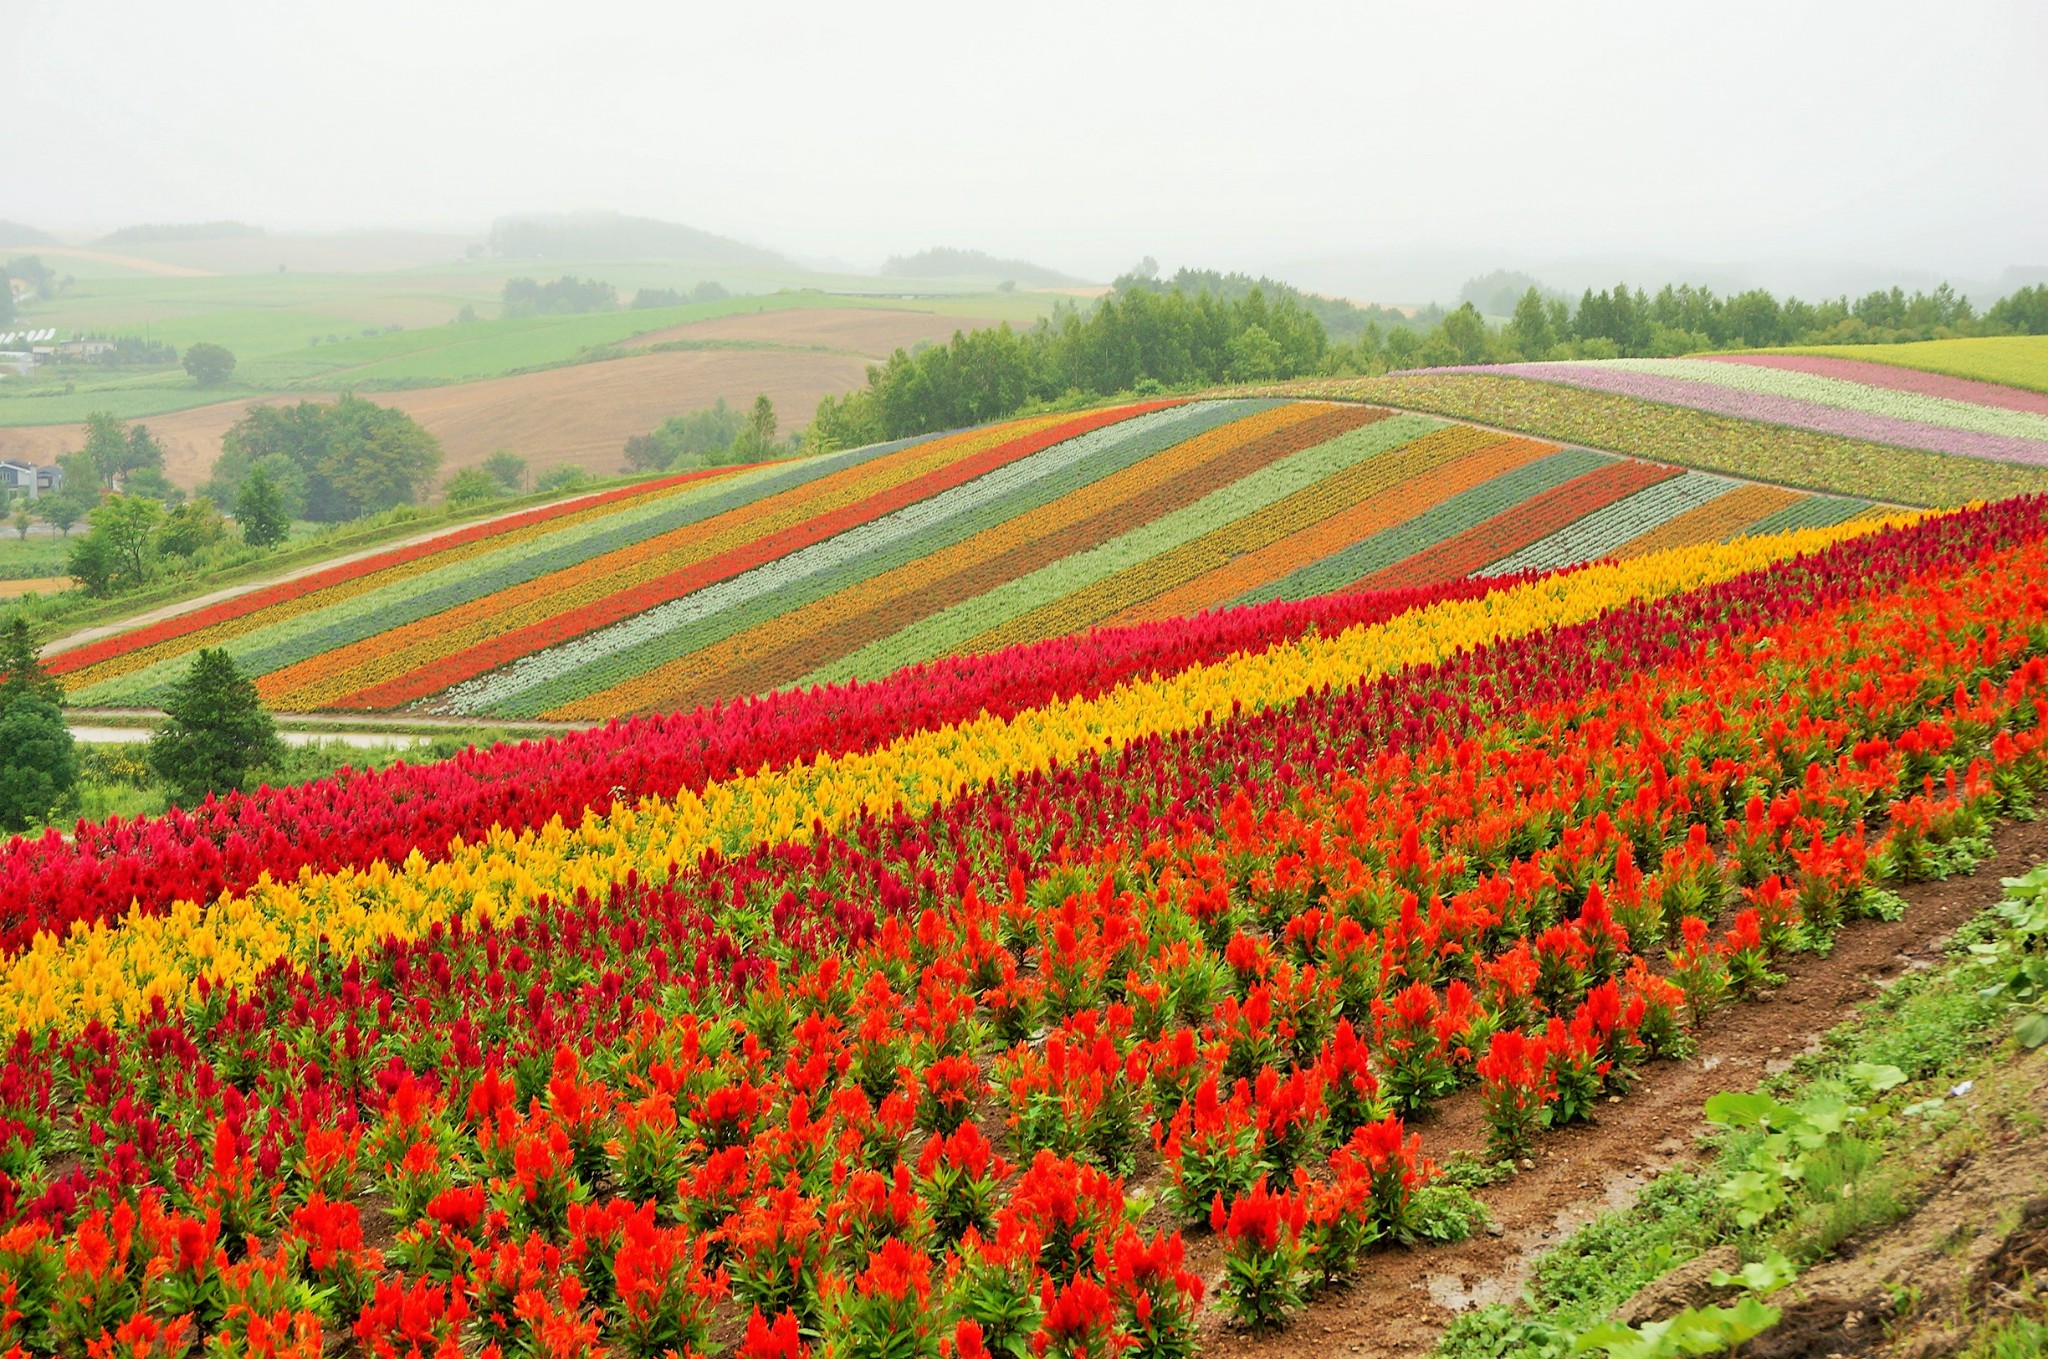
(797, 270, 2048, 447)
(0, 400, 446, 602)
(502, 276, 618, 317)
(62, 488, 289, 597)
(630, 281, 731, 309)
(0, 621, 282, 831)
(1379, 279, 2048, 369)
(441, 450, 594, 505)
(808, 286, 1327, 449)
(623, 395, 783, 472)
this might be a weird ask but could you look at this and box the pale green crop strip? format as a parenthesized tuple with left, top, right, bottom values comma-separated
(1485, 469, 1738, 573)
(811, 413, 1445, 682)
(1231, 447, 1611, 606)
(1739, 494, 1869, 537)
(1609, 358, 2048, 440)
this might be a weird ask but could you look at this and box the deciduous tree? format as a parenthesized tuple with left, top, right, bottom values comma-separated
(182, 342, 237, 387)
(233, 465, 289, 547)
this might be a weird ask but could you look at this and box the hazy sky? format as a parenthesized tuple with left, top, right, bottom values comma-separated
(9, 0, 2046, 285)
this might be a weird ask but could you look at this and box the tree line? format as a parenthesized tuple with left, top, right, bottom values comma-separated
(807, 285, 1327, 449)
(800, 272, 2048, 448)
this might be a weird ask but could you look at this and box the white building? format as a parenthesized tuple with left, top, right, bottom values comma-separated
(0, 461, 63, 499)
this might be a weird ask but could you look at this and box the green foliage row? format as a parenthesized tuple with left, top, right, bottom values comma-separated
(502, 275, 618, 318)
(1385, 279, 2048, 373)
(1296, 372, 2048, 507)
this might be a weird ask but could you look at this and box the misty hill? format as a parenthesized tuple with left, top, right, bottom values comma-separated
(98, 221, 265, 245)
(882, 248, 1084, 288)
(488, 212, 792, 268)
(1459, 270, 1571, 317)
(0, 221, 56, 247)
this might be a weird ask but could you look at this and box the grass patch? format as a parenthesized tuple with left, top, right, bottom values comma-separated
(38, 726, 520, 834)
(1436, 866, 2048, 1359)
(1776, 336, 2048, 394)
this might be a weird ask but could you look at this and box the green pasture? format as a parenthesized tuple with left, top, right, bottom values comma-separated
(0, 266, 1064, 428)
(1774, 335, 2048, 394)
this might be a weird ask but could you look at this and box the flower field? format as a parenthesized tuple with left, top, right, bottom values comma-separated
(1294, 373, 2048, 506)
(3, 488, 2047, 1355)
(1420, 358, 2048, 464)
(52, 398, 1893, 720)
(1764, 334, 2048, 395)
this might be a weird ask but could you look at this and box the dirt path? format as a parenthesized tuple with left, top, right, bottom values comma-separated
(37, 493, 604, 660)
(69, 725, 438, 750)
(65, 707, 592, 734)
(1201, 814, 2048, 1359)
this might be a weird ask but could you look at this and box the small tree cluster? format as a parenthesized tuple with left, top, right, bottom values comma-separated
(0, 619, 75, 832)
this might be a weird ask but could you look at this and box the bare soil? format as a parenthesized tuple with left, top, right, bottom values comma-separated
(624, 305, 1000, 354)
(1200, 815, 2048, 1359)
(0, 345, 874, 490)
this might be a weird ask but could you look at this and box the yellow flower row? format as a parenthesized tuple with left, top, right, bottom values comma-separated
(0, 513, 1917, 1034)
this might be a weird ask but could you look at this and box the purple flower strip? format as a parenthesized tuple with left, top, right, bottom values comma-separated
(1699, 353, 2048, 417)
(1415, 363, 2048, 466)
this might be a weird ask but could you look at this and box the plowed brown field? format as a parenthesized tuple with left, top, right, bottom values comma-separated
(626, 305, 996, 352)
(0, 346, 881, 489)
(0, 305, 1005, 491)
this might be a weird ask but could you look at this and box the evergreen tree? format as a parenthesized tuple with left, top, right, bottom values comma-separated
(0, 618, 62, 709)
(149, 648, 285, 802)
(0, 699, 75, 832)
(0, 622, 71, 832)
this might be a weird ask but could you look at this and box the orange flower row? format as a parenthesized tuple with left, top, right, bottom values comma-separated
(552, 402, 1356, 718)
(1607, 482, 1807, 561)
(255, 416, 1075, 710)
(1099, 433, 1559, 628)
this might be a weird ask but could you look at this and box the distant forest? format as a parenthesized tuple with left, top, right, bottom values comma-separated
(0, 221, 56, 246)
(808, 280, 1325, 448)
(1116, 262, 1439, 344)
(805, 268, 2048, 450)
(97, 221, 264, 245)
(882, 248, 1082, 288)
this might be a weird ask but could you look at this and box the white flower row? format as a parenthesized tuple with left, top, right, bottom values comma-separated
(1484, 470, 1739, 574)
(434, 403, 1229, 713)
(1603, 359, 2048, 442)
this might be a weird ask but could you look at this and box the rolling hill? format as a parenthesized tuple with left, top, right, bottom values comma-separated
(1769, 334, 2048, 394)
(48, 397, 1882, 720)
(1288, 363, 2048, 507)
(1420, 356, 2048, 464)
(488, 210, 794, 268)
(882, 247, 1085, 287)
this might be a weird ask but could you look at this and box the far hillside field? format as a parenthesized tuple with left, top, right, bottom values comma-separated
(0, 251, 1063, 482)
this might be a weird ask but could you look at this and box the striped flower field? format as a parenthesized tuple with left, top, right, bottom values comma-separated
(1419, 356, 2048, 464)
(48, 397, 1878, 719)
